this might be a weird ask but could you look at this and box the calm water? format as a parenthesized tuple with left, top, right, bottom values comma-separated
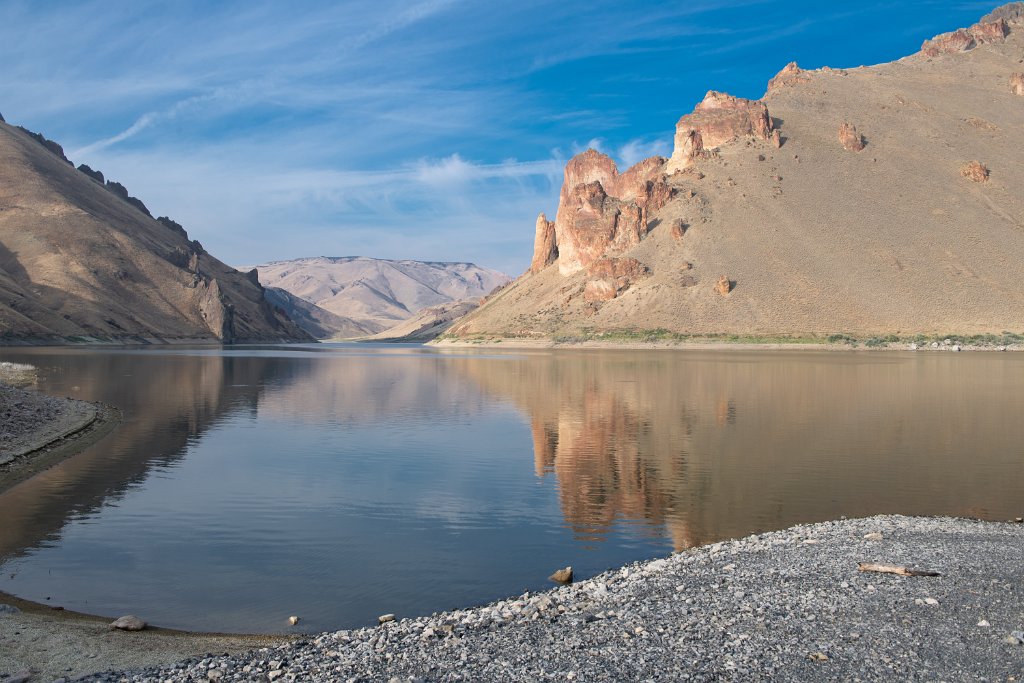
(0, 344, 1021, 633)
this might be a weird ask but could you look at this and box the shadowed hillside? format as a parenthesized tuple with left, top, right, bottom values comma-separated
(0, 119, 310, 344)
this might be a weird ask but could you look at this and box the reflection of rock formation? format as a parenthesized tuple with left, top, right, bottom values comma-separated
(0, 352, 292, 559)
(450, 350, 1024, 551)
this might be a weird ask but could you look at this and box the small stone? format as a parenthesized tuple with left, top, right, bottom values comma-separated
(809, 652, 829, 662)
(924, 597, 939, 606)
(1006, 634, 1024, 646)
(378, 613, 396, 624)
(288, 615, 300, 626)
(208, 670, 224, 681)
(978, 619, 991, 627)
(915, 598, 925, 606)
(1013, 630, 1024, 641)
(909, 343, 918, 350)
(268, 671, 284, 682)
(109, 615, 146, 631)
(549, 566, 574, 584)
(863, 532, 883, 541)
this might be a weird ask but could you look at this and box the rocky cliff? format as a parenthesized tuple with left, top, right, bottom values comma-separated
(448, 5, 1024, 341)
(0, 120, 311, 343)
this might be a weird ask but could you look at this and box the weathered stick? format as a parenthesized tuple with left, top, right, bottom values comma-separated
(857, 562, 940, 577)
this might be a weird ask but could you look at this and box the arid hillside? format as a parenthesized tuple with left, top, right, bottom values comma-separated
(252, 256, 509, 335)
(449, 4, 1024, 340)
(0, 119, 310, 344)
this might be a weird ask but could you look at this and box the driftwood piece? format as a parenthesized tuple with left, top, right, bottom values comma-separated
(857, 562, 940, 577)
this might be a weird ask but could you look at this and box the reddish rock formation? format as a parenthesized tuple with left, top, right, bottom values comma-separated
(961, 161, 990, 182)
(583, 257, 650, 303)
(970, 18, 1009, 43)
(921, 19, 1008, 56)
(539, 150, 674, 275)
(838, 122, 865, 152)
(670, 220, 687, 240)
(766, 62, 809, 93)
(530, 213, 557, 273)
(922, 28, 975, 56)
(1011, 73, 1024, 95)
(715, 275, 732, 296)
(667, 91, 773, 172)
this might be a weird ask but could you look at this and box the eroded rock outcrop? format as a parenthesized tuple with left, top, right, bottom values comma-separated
(583, 257, 650, 303)
(77, 164, 104, 184)
(921, 19, 1008, 56)
(715, 275, 732, 296)
(838, 122, 865, 152)
(766, 62, 809, 93)
(961, 161, 990, 182)
(982, 2, 1024, 23)
(530, 149, 675, 276)
(667, 91, 773, 172)
(1011, 73, 1024, 95)
(16, 126, 72, 165)
(530, 213, 558, 273)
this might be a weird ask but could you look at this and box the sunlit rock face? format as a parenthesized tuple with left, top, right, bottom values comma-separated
(528, 149, 673, 276)
(766, 61, 808, 93)
(666, 91, 773, 173)
(920, 18, 1008, 56)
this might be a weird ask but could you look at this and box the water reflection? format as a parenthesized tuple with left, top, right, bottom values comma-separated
(0, 346, 1021, 632)
(449, 350, 1024, 549)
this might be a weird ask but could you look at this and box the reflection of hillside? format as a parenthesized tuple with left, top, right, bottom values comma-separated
(0, 352, 291, 559)
(451, 351, 1024, 550)
(257, 354, 488, 425)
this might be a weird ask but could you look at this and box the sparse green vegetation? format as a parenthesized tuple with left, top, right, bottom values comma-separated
(438, 329, 1024, 349)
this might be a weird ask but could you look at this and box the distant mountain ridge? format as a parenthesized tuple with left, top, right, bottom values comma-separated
(248, 256, 510, 337)
(0, 116, 310, 344)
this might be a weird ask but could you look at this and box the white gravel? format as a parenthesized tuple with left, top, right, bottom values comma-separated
(61, 515, 1024, 682)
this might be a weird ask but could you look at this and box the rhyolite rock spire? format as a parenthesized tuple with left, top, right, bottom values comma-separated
(528, 150, 674, 277)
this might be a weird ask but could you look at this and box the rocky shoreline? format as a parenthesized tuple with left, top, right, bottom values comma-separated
(49, 515, 1024, 682)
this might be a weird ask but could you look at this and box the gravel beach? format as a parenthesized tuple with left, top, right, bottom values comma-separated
(48, 515, 1023, 683)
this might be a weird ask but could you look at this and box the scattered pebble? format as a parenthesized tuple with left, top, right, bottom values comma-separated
(67, 516, 1024, 682)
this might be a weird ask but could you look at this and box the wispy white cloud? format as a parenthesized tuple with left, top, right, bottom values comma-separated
(618, 138, 672, 167)
(0, 0, 993, 274)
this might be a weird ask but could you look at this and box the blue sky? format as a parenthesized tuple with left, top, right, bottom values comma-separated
(0, 0, 999, 274)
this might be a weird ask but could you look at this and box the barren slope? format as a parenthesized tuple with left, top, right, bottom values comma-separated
(252, 256, 509, 333)
(450, 6, 1024, 340)
(0, 120, 310, 343)
(359, 299, 481, 342)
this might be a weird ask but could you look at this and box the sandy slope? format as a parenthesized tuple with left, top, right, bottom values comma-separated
(451, 14, 1024, 339)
